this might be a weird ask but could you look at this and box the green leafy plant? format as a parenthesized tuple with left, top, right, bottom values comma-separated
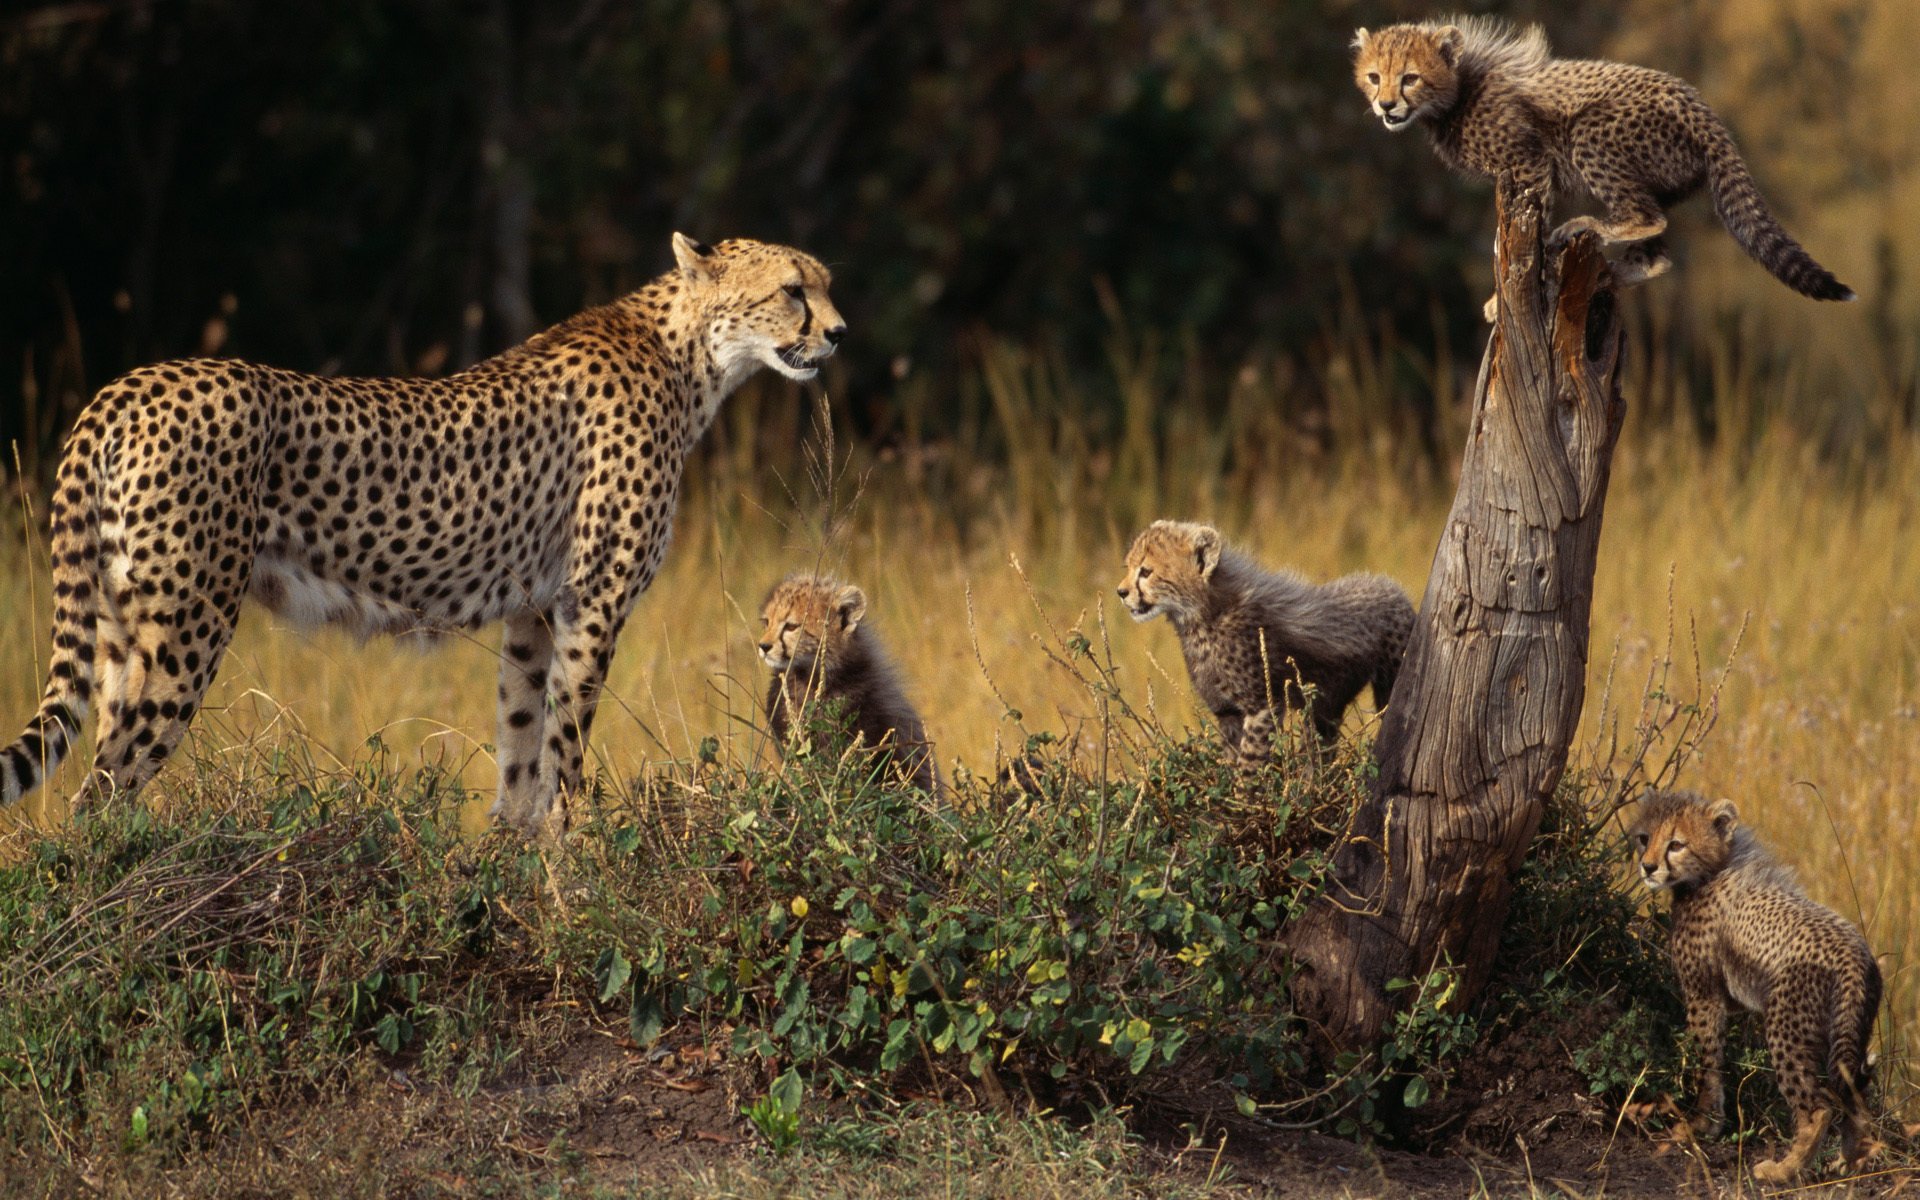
(744, 1069, 805, 1154)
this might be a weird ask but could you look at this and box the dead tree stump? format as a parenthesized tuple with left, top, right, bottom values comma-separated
(1287, 180, 1627, 1049)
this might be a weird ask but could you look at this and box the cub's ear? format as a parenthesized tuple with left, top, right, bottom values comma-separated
(835, 585, 868, 632)
(1350, 27, 1370, 53)
(1191, 526, 1223, 579)
(1436, 25, 1464, 67)
(1707, 796, 1739, 836)
(672, 232, 719, 282)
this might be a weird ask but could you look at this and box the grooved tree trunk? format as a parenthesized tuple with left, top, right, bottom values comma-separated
(1287, 181, 1627, 1049)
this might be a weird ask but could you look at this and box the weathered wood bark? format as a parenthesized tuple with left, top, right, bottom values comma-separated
(1287, 181, 1626, 1049)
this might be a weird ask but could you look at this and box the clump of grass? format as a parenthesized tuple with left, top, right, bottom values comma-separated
(0, 746, 540, 1156)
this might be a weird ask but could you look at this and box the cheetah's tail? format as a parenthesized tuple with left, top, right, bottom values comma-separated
(1828, 962, 1882, 1120)
(1703, 120, 1854, 302)
(2, 441, 101, 807)
(1370, 592, 1416, 708)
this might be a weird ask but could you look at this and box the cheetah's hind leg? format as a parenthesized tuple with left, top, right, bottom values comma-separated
(1613, 236, 1672, 287)
(1836, 1061, 1885, 1171)
(1752, 1107, 1832, 1184)
(1752, 983, 1836, 1183)
(79, 591, 237, 812)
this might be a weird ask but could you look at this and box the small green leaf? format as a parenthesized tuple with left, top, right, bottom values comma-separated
(1128, 1036, 1154, 1074)
(595, 946, 632, 1003)
(1403, 1075, 1431, 1109)
(770, 1068, 803, 1114)
(630, 988, 665, 1047)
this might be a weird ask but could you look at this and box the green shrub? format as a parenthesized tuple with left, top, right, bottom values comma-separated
(0, 727, 1683, 1158)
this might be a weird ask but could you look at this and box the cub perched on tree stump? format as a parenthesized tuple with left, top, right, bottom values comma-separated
(1352, 16, 1854, 316)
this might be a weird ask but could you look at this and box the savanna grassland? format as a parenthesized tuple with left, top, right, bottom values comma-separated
(1, 308, 1918, 1197)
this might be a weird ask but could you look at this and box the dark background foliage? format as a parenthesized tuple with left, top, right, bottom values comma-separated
(1, 0, 1624, 466)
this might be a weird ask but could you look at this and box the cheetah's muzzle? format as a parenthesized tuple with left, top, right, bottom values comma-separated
(777, 344, 832, 374)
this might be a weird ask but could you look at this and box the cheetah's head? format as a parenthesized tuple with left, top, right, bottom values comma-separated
(1630, 790, 1739, 892)
(1351, 23, 1464, 130)
(1116, 520, 1223, 625)
(758, 573, 866, 675)
(673, 233, 846, 384)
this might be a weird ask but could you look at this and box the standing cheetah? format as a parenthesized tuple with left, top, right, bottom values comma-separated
(2, 234, 846, 834)
(1114, 520, 1412, 756)
(1632, 789, 1882, 1182)
(757, 574, 938, 795)
(1351, 17, 1854, 311)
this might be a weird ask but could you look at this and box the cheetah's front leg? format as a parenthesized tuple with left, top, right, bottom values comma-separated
(510, 565, 647, 839)
(1237, 707, 1279, 764)
(1683, 990, 1728, 1138)
(489, 611, 556, 830)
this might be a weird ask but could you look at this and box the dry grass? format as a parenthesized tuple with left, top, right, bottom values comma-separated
(2, 320, 1918, 1126)
(1, 270, 1916, 1198)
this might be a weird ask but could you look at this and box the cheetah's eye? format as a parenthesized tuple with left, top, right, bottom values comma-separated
(1632, 832, 1648, 848)
(1366, 71, 1379, 85)
(1668, 839, 1686, 852)
(784, 284, 805, 300)
(1402, 72, 1420, 86)
(1137, 567, 1152, 580)
(782, 621, 798, 633)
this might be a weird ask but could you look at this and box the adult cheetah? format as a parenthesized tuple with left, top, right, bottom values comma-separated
(2, 234, 845, 834)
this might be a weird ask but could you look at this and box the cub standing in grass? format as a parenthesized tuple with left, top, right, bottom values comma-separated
(1631, 789, 1882, 1183)
(1351, 16, 1854, 317)
(1115, 520, 1412, 757)
(757, 573, 939, 795)
(0, 234, 846, 836)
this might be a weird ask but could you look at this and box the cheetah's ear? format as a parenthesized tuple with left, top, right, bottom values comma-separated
(1191, 526, 1222, 579)
(1435, 25, 1464, 67)
(672, 232, 719, 283)
(1351, 27, 1370, 53)
(1707, 797, 1739, 837)
(834, 585, 868, 633)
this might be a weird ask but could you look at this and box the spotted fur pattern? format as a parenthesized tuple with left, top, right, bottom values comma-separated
(1631, 789, 1882, 1182)
(757, 574, 938, 795)
(1352, 16, 1854, 304)
(2, 234, 846, 835)
(1116, 520, 1413, 756)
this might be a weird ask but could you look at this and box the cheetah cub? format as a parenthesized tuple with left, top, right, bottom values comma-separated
(1632, 790, 1881, 1182)
(1116, 520, 1413, 756)
(1352, 17, 1854, 315)
(757, 574, 938, 794)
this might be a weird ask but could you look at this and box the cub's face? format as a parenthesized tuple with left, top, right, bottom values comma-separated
(1351, 25, 1462, 130)
(1116, 520, 1223, 624)
(1630, 794, 1738, 890)
(757, 575, 867, 673)
(675, 234, 846, 382)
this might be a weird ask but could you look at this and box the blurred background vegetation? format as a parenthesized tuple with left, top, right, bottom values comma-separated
(5, 0, 1914, 478)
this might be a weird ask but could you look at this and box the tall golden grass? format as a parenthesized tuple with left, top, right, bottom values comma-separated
(1, 310, 1916, 1114)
